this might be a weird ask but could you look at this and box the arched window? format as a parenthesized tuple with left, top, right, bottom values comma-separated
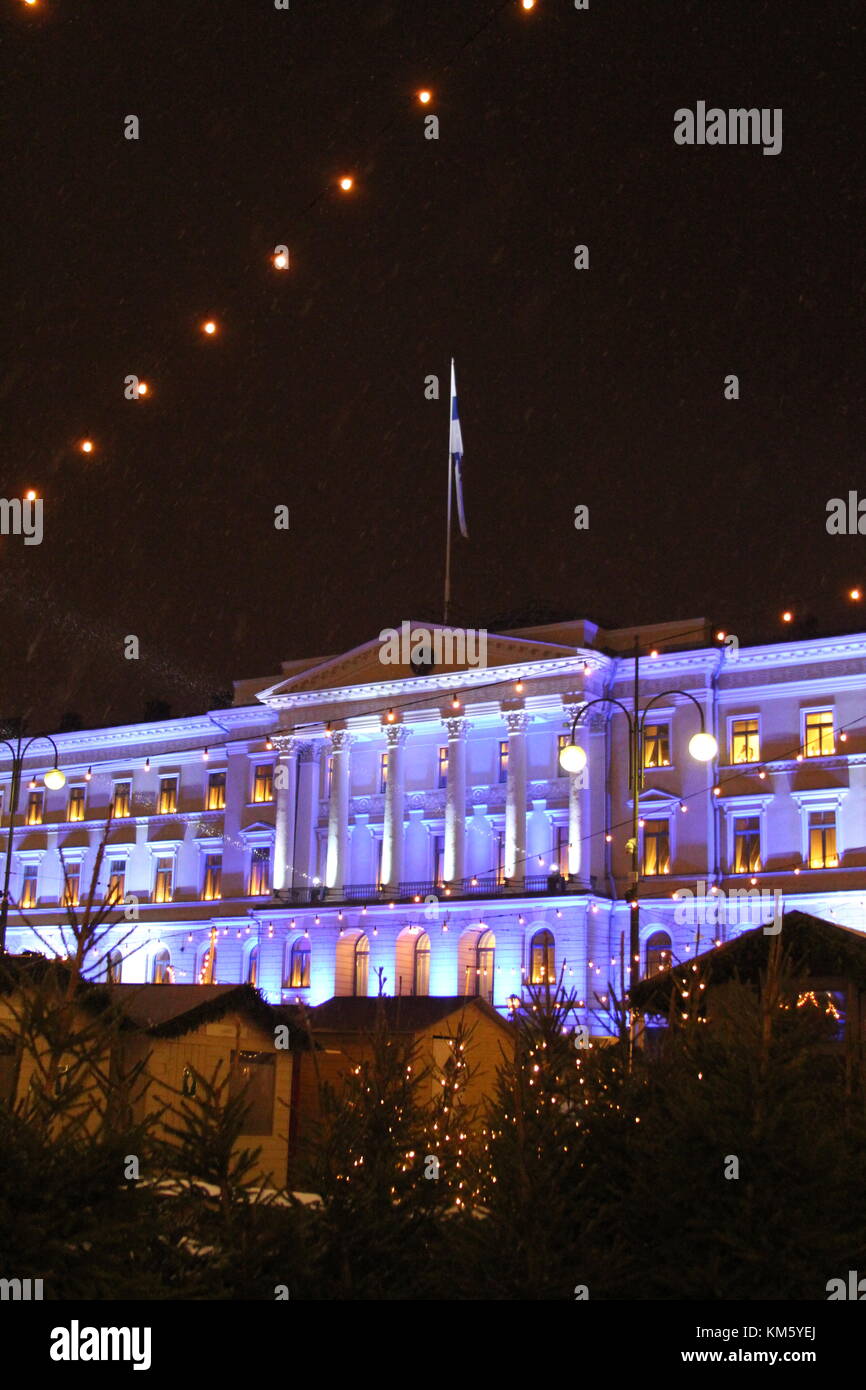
(474, 929, 495, 1002)
(289, 936, 311, 989)
(106, 949, 123, 984)
(413, 931, 430, 996)
(353, 934, 370, 997)
(528, 928, 555, 985)
(645, 930, 672, 977)
(152, 948, 171, 984)
(248, 945, 259, 987)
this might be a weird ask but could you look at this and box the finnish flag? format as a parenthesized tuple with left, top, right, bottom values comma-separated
(450, 358, 469, 539)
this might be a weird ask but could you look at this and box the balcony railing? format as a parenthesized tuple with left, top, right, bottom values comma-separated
(274, 873, 596, 907)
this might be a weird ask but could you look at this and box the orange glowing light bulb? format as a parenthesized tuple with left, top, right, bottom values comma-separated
(25, 489, 37, 501)
(418, 90, 432, 105)
(781, 610, 793, 623)
(80, 439, 94, 454)
(338, 176, 354, 192)
(202, 320, 217, 336)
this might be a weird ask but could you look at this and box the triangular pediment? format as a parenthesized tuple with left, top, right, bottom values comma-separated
(257, 622, 579, 702)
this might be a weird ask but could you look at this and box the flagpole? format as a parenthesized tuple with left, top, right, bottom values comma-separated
(447, 419, 453, 622)
(444, 361, 453, 624)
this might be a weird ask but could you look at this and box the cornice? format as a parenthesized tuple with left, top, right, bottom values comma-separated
(259, 655, 607, 714)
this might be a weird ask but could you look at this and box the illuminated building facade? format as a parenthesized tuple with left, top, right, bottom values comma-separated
(3, 617, 866, 1035)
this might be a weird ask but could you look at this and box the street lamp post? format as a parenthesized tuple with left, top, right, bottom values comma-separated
(558, 642, 717, 1001)
(0, 731, 66, 954)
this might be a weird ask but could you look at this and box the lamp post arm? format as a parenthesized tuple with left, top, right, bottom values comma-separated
(0, 733, 62, 955)
(638, 689, 707, 736)
(20, 733, 61, 765)
(568, 696, 634, 742)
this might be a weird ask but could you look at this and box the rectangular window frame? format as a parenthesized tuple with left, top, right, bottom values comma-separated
(642, 723, 671, 770)
(641, 817, 671, 876)
(248, 845, 271, 897)
(732, 815, 762, 875)
(202, 851, 223, 901)
(157, 775, 179, 815)
(112, 780, 132, 819)
(206, 769, 227, 810)
(802, 708, 835, 759)
(807, 808, 838, 869)
(153, 854, 175, 904)
(728, 714, 761, 765)
(251, 763, 274, 804)
(437, 746, 448, 790)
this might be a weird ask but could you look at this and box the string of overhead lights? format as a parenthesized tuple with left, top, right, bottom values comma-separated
(15, 0, 537, 479)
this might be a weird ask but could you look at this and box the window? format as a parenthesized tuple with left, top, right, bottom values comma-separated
(229, 1051, 276, 1135)
(495, 831, 506, 886)
(732, 816, 761, 874)
(62, 862, 81, 908)
(106, 950, 123, 983)
(473, 930, 495, 1002)
(413, 932, 430, 995)
(158, 776, 178, 815)
(21, 865, 38, 909)
(67, 786, 86, 822)
(645, 930, 672, 977)
(353, 935, 370, 997)
(152, 948, 172, 984)
(808, 809, 838, 869)
(557, 734, 570, 770)
(249, 846, 271, 896)
(326, 754, 334, 798)
(529, 928, 555, 985)
(206, 771, 226, 810)
(247, 945, 259, 987)
(202, 852, 222, 901)
(112, 781, 131, 818)
(643, 724, 670, 769)
(252, 764, 274, 803)
(554, 825, 569, 876)
(107, 859, 126, 902)
(25, 790, 44, 826)
(642, 819, 670, 876)
(154, 855, 174, 904)
(804, 710, 835, 758)
(379, 752, 388, 794)
(730, 717, 760, 764)
(437, 746, 448, 789)
(498, 740, 509, 784)
(432, 835, 444, 887)
(289, 937, 311, 989)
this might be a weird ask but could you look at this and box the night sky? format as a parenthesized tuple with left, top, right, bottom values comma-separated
(2, 0, 862, 733)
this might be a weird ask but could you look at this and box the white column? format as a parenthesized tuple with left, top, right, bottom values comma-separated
(563, 704, 588, 880)
(325, 731, 355, 895)
(443, 717, 471, 885)
(293, 742, 321, 895)
(504, 711, 531, 885)
(272, 735, 299, 893)
(381, 724, 410, 891)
